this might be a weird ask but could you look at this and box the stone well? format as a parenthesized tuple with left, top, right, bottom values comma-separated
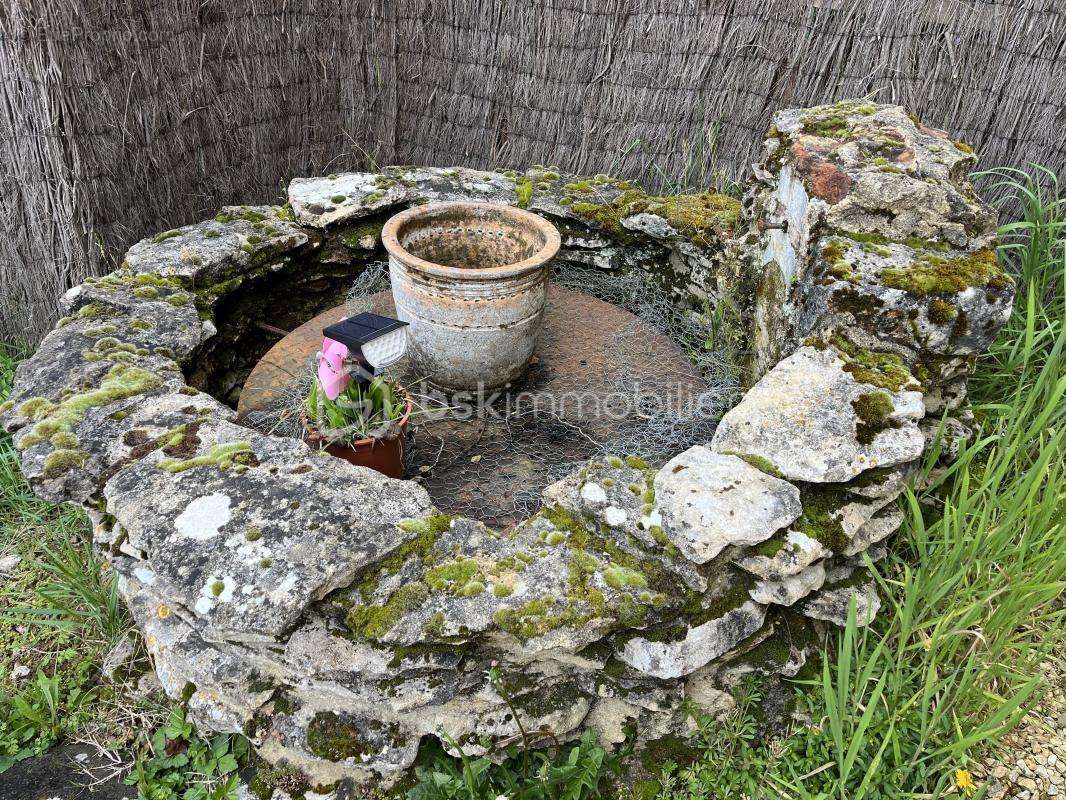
(0, 101, 1013, 797)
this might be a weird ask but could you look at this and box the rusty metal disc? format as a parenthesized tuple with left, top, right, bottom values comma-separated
(239, 286, 706, 529)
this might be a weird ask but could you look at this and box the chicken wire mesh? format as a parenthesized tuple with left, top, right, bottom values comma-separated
(243, 262, 740, 528)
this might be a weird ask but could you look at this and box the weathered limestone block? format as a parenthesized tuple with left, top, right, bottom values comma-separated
(733, 529, 831, 581)
(124, 205, 312, 287)
(543, 457, 705, 592)
(61, 273, 207, 362)
(842, 506, 904, 557)
(746, 100, 1006, 380)
(798, 568, 882, 627)
(121, 568, 273, 734)
(712, 613, 820, 682)
(1, 277, 199, 417)
(331, 513, 677, 657)
(105, 418, 432, 641)
(544, 456, 655, 539)
(711, 345, 925, 483)
(288, 173, 417, 228)
(653, 446, 802, 563)
(749, 562, 826, 606)
(15, 386, 227, 505)
(618, 599, 767, 679)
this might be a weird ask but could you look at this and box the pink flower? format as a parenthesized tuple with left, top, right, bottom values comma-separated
(317, 337, 351, 400)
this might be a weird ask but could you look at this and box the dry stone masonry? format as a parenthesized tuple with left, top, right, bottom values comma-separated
(0, 102, 1013, 797)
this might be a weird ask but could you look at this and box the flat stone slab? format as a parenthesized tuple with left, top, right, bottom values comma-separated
(238, 286, 708, 528)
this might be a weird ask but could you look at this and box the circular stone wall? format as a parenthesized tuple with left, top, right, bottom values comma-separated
(0, 101, 1014, 797)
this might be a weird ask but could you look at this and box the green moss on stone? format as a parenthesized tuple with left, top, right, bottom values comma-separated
(424, 558, 480, 593)
(514, 176, 534, 208)
(42, 448, 88, 478)
(346, 581, 429, 639)
(751, 536, 788, 558)
(798, 100, 876, 140)
(851, 391, 899, 445)
(306, 712, 397, 761)
(158, 441, 255, 473)
(792, 487, 851, 553)
(831, 335, 915, 392)
(881, 248, 1011, 296)
(340, 219, 386, 250)
(84, 323, 118, 338)
(821, 238, 855, 282)
(215, 207, 268, 224)
(545, 529, 567, 546)
(49, 431, 79, 449)
(151, 229, 181, 244)
(927, 298, 958, 324)
(20, 365, 162, 445)
(603, 563, 648, 590)
(720, 450, 784, 479)
(570, 189, 740, 244)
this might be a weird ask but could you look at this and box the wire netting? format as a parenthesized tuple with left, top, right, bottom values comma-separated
(244, 263, 740, 528)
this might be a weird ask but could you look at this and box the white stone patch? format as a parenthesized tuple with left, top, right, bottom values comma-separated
(603, 506, 627, 527)
(175, 493, 232, 541)
(622, 212, 677, 240)
(580, 482, 607, 505)
(195, 576, 234, 615)
(639, 509, 662, 530)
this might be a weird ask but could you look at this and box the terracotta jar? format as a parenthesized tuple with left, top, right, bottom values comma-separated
(383, 201, 560, 392)
(302, 390, 413, 479)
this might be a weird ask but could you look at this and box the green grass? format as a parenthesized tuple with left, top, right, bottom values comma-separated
(0, 344, 118, 769)
(0, 344, 246, 797)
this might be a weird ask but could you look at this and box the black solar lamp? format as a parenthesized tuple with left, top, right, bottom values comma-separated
(322, 312, 409, 384)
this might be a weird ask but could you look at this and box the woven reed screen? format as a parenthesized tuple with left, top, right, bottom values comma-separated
(2, 0, 1063, 345)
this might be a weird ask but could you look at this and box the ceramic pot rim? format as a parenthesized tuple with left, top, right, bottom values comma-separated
(382, 201, 561, 282)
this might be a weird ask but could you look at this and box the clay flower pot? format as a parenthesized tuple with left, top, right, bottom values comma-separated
(302, 389, 413, 479)
(383, 201, 561, 392)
